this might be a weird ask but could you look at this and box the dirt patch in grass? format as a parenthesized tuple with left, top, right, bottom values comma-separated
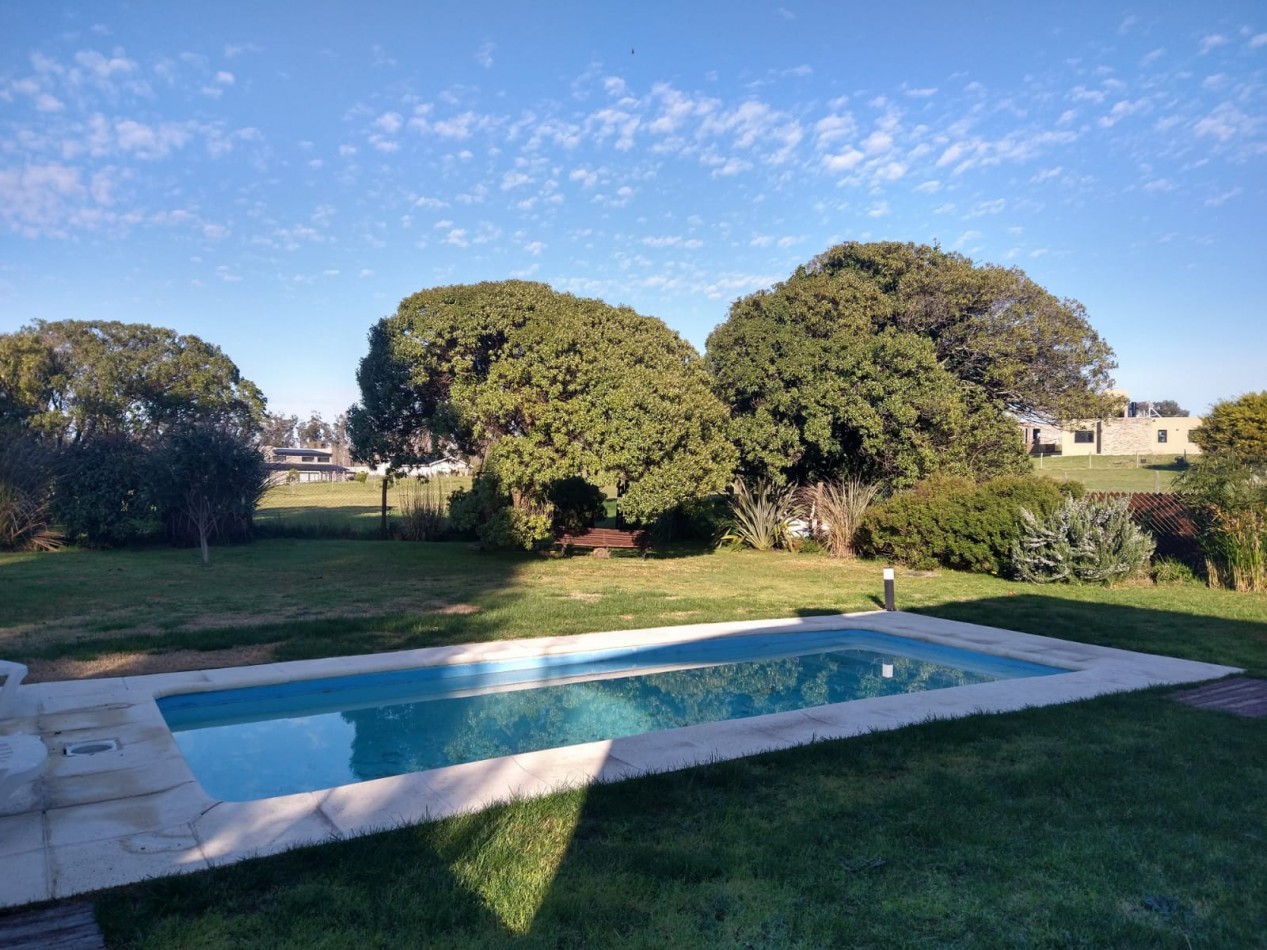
(25, 643, 284, 683)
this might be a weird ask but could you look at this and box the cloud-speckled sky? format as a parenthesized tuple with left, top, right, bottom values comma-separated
(3, 1, 1264, 421)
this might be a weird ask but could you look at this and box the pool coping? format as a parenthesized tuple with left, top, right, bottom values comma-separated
(0, 610, 1241, 907)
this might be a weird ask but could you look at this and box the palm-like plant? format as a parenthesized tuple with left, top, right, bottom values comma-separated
(718, 478, 801, 551)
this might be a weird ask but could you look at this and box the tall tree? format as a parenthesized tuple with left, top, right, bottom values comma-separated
(259, 412, 299, 447)
(348, 281, 737, 523)
(0, 320, 265, 443)
(791, 242, 1118, 421)
(707, 274, 1029, 487)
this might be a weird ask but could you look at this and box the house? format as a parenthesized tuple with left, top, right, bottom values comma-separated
(1019, 401, 1203, 457)
(263, 446, 350, 484)
(351, 456, 471, 479)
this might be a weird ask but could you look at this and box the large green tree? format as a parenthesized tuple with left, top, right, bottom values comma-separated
(0, 319, 265, 443)
(347, 281, 737, 523)
(1190, 392, 1267, 462)
(707, 241, 1116, 486)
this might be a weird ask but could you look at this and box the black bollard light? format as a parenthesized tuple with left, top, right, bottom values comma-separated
(883, 567, 895, 611)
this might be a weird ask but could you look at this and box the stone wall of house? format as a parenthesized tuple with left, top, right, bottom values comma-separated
(1100, 418, 1202, 456)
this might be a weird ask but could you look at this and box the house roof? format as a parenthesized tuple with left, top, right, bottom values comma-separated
(269, 446, 333, 458)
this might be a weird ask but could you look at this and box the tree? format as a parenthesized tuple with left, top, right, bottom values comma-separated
(707, 268, 1031, 488)
(1190, 392, 1267, 462)
(0, 320, 265, 444)
(770, 242, 1118, 421)
(1139, 399, 1188, 418)
(260, 412, 299, 447)
(153, 426, 270, 563)
(348, 281, 737, 529)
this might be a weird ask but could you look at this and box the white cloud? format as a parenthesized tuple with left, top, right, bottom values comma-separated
(476, 41, 495, 69)
(866, 200, 889, 218)
(374, 112, 403, 134)
(501, 170, 531, 189)
(914, 179, 941, 193)
(1251, 33, 1267, 49)
(1194, 102, 1253, 142)
(1098, 99, 1150, 128)
(215, 71, 235, 85)
(523, 240, 545, 254)
(115, 119, 192, 159)
(443, 228, 468, 247)
(1199, 34, 1229, 54)
(1205, 186, 1242, 206)
(823, 148, 864, 172)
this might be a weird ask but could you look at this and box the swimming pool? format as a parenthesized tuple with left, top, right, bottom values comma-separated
(160, 629, 1066, 801)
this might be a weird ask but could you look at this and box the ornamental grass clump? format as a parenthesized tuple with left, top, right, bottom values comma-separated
(801, 478, 881, 557)
(1011, 495, 1155, 584)
(398, 480, 449, 541)
(718, 478, 801, 551)
(1175, 452, 1267, 592)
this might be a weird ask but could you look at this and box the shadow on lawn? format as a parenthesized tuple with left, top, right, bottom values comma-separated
(906, 594, 1267, 675)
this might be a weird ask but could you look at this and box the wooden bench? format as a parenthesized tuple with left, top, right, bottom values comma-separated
(556, 527, 652, 557)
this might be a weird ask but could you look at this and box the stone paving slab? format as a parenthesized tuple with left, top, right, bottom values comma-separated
(0, 610, 1242, 908)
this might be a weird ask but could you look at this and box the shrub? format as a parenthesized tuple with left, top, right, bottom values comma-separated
(547, 476, 606, 534)
(1151, 557, 1200, 586)
(800, 478, 881, 557)
(718, 478, 801, 551)
(858, 475, 1082, 573)
(449, 472, 552, 549)
(52, 435, 157, 546)
(353, 470, 368, 483)
(1011, 495, 1155, 584)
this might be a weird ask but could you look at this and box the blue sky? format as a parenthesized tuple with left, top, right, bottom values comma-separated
(2, 1, 1264, 422)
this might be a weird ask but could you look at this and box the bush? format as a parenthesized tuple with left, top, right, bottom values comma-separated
(353, 470, 368, 483)
(718, 478, 801, 551)
(1011, 495, 1155, 584)
(858, 475, 1082, 573)
(1151, 557, 1200, 585)
(52, 435, 157, 546)
(449, 472, 552, 549)
(547, 476, 606, 534)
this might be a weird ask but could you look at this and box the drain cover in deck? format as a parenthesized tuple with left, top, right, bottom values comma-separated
(1173, 677, 1267, 718)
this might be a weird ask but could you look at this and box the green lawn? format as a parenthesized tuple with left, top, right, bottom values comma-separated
(1030, 453, 1187, 492)
(3, 541, 1265, 945)
(256, 476, 473, 533)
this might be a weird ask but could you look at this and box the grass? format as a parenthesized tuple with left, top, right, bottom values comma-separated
(3, 540, 1266, 944)
(1031, 453, 1188, 493)
(255, 476, 473, 534)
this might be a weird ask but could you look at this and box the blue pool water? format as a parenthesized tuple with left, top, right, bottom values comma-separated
(160, 629, 1066, 801)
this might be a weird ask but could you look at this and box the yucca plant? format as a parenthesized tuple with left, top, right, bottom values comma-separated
(800, 478, 881, 557)
(718, 478, 801, 551)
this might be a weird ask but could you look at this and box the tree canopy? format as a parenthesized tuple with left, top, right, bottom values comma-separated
(1190, 391, 1267, 462)
(793, 242, 1118, 422)
(706, 243, 1064, 486)
(347, 281, 737, 522)
(0, 319, 265, 443)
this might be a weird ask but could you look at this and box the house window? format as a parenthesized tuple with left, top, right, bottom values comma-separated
(1074, 430, 1094, 443)
(1032, 428, 1042, 443)
(1157, 430, 1168, 444)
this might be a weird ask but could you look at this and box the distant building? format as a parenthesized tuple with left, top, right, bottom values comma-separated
(1019, 400, 1203, 457)
(263, 446, 350, 484)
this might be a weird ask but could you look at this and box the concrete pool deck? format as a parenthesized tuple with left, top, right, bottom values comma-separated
(0, 611, 1240, 908)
